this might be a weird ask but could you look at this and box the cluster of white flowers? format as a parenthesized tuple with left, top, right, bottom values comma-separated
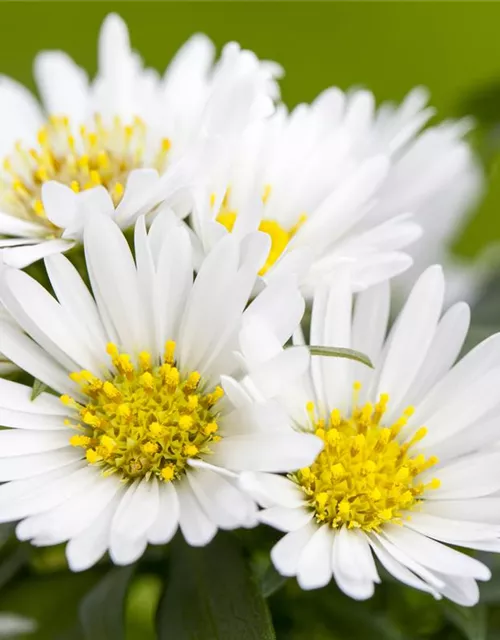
(0, 13, 498, 610)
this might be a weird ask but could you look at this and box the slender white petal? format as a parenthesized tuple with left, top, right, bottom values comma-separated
(297, 525, 335, 590)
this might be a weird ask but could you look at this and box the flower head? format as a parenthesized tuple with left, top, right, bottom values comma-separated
(0, 13, 281, 268)
(241, 266, 500, 605)
(0, 213, 320, 571)
(193, 87, 482, 297)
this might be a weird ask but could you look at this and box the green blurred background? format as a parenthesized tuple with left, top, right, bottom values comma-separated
(1, 3, 500, 639)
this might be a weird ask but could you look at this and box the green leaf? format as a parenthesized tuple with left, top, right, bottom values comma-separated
(79, 566, 134, 640)
(442, 602, 487, 640)
(157, 533, 276, 640)
(0, 546, 31, 592)
(305, 345, 373, 369)
(259, 563, 287, 599)
(31, 379, 48, 401)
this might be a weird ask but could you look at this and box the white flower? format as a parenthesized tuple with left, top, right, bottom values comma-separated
(0, 13, 281, 268)
(240, 265, 500, 605)
(0, 213, 321, 571)
(191, 87, 483, 296)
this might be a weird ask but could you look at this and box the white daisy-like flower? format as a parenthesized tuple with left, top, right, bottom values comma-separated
(240, 265, 500, 605)
(0, 13, 281, 268)
(0, 212, 321, 571)
(192, 87, 482, 295)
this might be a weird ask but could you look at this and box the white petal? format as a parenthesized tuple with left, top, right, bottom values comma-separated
(405, 512, 499, 543)
(114, 169, 160, 228)
(1, 240, 73, 269)
(351, 281, 390, 393)
(177, 479, 217, 547)
(239, 472, 306, 508)
(0, 212, 44, 238)
(0, 378, 67, 415)
(425, 453, 500, 500)
(0, 76, 42, 154)
(187, 468, 257, 529)
(373, 531, 445, 590)
(259, 506, 313, 532)
(376, 266, 444, 419)
(44, 253, 108, 360)
(405, 302, 470, 406)
(434, 573, 480, 607)
(416, 366, 500, 448)
(382, 524, 490, 580)
(17, 472, 122, 545)
(34, 51, 89, 121)
(0, 448, 78, 482)
(368, 536, 440, 598)
(41, 182, 78, 230)
(154, 224, 193, 352)
(297, 524, 335, 590)
(148, 482, 180, 545)
(0, 465, 94, 524)
(0, 322, 77, 398)
(209, 432, 323, 472)
(246, 346, 310, 400)
(0, 268, 97, 372)
(84, 214, 147, 356)
(331, 528, 377, 600)
(66, 496, 118, 572)
(110, 478, 159, 565)
(423, 498, 500, 524)
(0, 429, 70, 456)
(410, 332, 500, 430)
(244, 274, 305, 346)
(271, 522, 317, 577)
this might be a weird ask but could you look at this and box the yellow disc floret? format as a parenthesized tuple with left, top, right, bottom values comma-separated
(214, 186, 306, 275)
(65, 341, 222, 483)
(2, 114, 172, 229)
(295, 383, 440, 532)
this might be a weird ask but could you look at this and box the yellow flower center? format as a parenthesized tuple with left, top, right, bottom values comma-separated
(63, 341, 223, 483)
(295, 384, 440, 532)
(2, 114, 171, 232)
(214, 186, 306, 275)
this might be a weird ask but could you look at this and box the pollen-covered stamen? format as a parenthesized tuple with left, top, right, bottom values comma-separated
(294, 383, 440, 532)
(1, 114, 172, 229)
(214, 186, 307, 275)
(64, 341, 222, 483)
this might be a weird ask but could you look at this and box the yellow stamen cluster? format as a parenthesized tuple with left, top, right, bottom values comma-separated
(2, 114, 172, 229)
(295, 385, 440, 532)
(214, 186, 306, 275)
(64, 341, 223, 483)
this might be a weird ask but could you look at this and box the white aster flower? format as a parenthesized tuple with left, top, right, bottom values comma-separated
(0, 13, 281, 268)
(240, 265, 500, 605)
(192, 87, 483, 296)
(0, 213, 321, 571)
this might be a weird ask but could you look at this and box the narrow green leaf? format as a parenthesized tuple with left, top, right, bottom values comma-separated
(299, 345, 373, 368)
(259, 563, 287, 599)
(31, 379, 48, 402)
(442, 602, 487, 640)
(79, 566, 134, 640)
(157, 533, 276, 640)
